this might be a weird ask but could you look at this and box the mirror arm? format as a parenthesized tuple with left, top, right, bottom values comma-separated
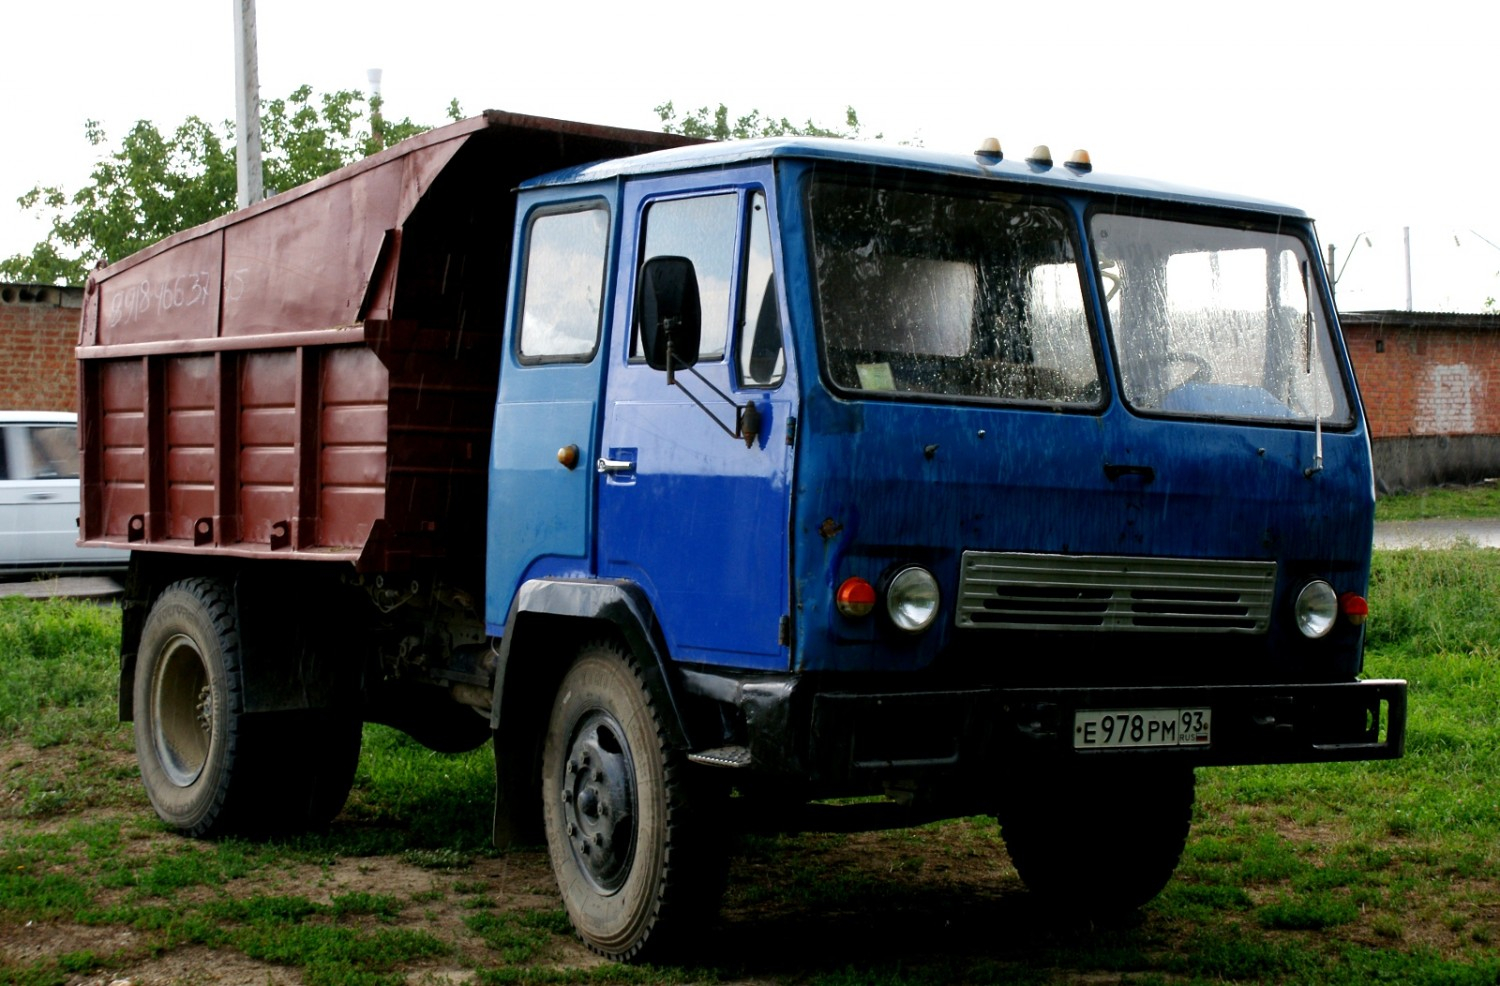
(665, 350, 762, 448)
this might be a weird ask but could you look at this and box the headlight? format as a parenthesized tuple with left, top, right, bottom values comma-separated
(1294, 580, 1338, 639)
(886, 566, 940, 632)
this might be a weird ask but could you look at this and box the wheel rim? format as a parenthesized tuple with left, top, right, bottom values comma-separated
(151, 633, 213, 787)
(560, 708, 638, 894)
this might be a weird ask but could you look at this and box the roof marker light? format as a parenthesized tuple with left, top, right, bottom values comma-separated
(1027, 145, 1053, 167)
(1066, 149, 1093, 173)
(975, 137, 1003, 162)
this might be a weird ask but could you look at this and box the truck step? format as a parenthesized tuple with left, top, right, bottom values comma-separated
(687, 746, 753, 768)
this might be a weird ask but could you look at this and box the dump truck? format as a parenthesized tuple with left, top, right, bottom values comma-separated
(78, 110, 1406, 960)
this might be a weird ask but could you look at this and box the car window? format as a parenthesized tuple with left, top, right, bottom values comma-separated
(0, 425, 81, 481)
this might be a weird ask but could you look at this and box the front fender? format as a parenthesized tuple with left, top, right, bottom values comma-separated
(490, 577, 691, 748)
(488, 578, 693, 849)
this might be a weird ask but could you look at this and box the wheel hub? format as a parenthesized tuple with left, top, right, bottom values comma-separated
(152, 634, 212, 787)
(560, 710, 637, 893)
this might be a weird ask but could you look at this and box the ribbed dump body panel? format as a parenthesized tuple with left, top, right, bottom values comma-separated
(957, 552, 1276, 633)
(75, 111, 700, 572)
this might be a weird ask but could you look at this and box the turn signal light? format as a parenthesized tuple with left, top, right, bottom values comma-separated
(1339, 592, 1369, 626)
(836, 577, 877, 618)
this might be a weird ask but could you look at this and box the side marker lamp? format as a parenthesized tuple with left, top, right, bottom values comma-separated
(836, 577, 877, 618)
(1339, 592, 1369, 627)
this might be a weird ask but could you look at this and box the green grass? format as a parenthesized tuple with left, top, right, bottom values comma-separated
(3, 559, 1500, 984)
(1375, 480, 1500, 521)
(0, 595, 120, 746)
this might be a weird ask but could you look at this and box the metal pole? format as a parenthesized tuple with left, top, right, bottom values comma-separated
(1403, 226, 1413, 312)
(367, 68, 384, 152)
(233, 0, 264, 208)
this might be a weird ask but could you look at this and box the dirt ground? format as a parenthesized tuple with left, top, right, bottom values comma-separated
(0, 736, 1041, 985)
(5, 736, 1496, 985)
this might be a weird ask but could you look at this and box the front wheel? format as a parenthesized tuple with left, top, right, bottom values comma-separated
(541, 641, 724, 961)
(999, 763, 1195, 918)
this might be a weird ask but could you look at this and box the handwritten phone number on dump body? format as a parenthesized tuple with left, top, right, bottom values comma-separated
(1073, 708, 1211, 749)
(105, 269, 249, 329)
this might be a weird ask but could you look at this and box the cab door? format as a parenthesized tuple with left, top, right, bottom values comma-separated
(596, 172, 796, 671)
(486, 192, 616, 629)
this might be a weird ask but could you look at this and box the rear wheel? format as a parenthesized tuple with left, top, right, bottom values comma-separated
(541, 641, 724, 961)
(134, 579, 247, 836)
(999, 763, 1194, 917)
(134, 578, 360, 837)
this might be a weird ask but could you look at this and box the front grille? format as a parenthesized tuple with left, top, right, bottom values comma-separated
(956, 552, 1275, 633)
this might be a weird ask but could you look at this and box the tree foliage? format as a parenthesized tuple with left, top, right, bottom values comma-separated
(3, 87, 459, 286)
(655, 101, 873, 141)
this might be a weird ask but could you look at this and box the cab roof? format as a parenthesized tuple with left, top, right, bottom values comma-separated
(520, 135, 1308, 219)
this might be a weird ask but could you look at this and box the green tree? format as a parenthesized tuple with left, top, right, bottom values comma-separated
(3, 87, 461, 286)
(655, 101, 873, 141)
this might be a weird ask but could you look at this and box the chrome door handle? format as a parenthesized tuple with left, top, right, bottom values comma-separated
(596, 457, 635, 474)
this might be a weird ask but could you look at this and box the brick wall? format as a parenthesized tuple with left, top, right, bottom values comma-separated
(1341, 311, 1500, 440)
(1340, 311, 1500, 490)
(0, 283, 82, 411)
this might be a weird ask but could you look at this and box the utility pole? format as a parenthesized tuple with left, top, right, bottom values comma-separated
(367, 68, 384, 152)
(1403, 226, 1413, 312)
(233, 0, 265, 208)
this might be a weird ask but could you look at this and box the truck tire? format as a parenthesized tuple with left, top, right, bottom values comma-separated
(999, 763, 1194, 917)
(541, 641, 723, 961)
(133, 578, 251, 836)
(134, 578, 362, 837)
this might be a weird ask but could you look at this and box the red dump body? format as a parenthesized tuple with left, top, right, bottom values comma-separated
(77, 111, 694, 576)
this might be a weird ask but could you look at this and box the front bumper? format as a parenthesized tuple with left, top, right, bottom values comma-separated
(803, 679, 1405, 783)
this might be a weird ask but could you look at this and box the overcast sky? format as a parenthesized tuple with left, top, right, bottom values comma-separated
(3, 0, 1496, 311)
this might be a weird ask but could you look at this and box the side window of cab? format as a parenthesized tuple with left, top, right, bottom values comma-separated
(738, 191, 784, 388)
(632, 189, 785, 388)
(516, 203, 610, 363)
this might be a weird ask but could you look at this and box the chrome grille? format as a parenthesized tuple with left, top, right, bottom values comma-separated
(957, 552, 1275, 633)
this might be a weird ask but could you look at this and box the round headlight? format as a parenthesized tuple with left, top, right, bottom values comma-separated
(886, 566, 940, 633)
(1294, 580, 1338, 639)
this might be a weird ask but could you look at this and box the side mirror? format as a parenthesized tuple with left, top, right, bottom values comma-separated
(636, 256, 702, 372)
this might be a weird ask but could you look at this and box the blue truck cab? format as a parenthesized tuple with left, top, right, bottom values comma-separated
(485, 134, 1404, 956)
(84, 113, 1404, 963)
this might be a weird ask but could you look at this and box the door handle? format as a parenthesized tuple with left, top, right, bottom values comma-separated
(25, 492, 59, 500)
(1104, 463, 1155, 484)
(596, 457, 636, 475)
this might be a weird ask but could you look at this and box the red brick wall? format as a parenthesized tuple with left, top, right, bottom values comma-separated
(0, 283, 81, 411)
(1340, 312, 1500, 440)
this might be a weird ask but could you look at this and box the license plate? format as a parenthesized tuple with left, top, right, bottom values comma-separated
(1073, 708, 1211, 749)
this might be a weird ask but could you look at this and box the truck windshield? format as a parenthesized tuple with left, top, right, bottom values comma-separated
(809, 177, 1101, 405)
(1091, 212, 1352, 425)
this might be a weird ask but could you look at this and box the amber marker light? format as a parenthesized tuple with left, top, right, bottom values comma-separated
(1066, 149, 1093, 173)
(1339, 592, 1369, 626)
(836, 577, 877, 618)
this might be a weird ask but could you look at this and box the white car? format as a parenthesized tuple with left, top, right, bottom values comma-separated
(0, 411, 128, 572)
